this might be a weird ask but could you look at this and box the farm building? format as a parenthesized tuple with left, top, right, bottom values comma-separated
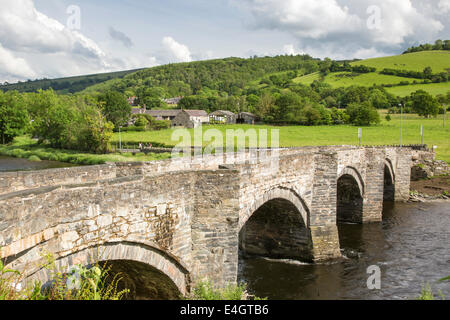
(172, 110, 210, 128)
(237, 112, 258, 124)
(210, 110, 237, 124)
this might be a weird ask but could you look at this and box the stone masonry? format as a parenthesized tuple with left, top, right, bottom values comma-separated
(0, 145, 431, 295)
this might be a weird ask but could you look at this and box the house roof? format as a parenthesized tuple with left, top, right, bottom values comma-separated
(146, 110, 182, 117)
(210, 110, 236, 117)
(239, 112, 257, 118)
(131, 108, 145, 114)
(184, 110, 209, 117)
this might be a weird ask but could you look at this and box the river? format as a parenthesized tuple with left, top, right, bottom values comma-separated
(0, 155, 76, 172)
(239, 202, 450, 300)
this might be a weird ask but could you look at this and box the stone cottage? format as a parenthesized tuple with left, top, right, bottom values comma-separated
(172, 110, 210, 128)
(210, 110, 237, 124)
(237, 112, 258, 124)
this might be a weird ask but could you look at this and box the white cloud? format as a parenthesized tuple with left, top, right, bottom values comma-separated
(283, 44, 304, 55)
(438, 0, 450, 13)
(0, 43, 36, 82)
(237, 0, 446, 59)
(161, 36, 193, 63)
(0, 0, 116, 82)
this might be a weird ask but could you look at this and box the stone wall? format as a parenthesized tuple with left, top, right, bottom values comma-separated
(0, 145, 435, 291)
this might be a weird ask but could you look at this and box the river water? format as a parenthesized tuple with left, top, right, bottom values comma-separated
(239, 202, 450, 300)
(0, 155, 76, 172)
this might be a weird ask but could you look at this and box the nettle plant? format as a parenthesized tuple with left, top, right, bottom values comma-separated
(0, 252, 129, 300)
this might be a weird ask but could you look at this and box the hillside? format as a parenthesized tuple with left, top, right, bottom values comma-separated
(81, 55, 321, 97)
(294, 51, 450, 96)
(0, 69, 143, 94)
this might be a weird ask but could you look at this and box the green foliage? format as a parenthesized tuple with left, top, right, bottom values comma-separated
(404, 40, 450, 54)
(411, 90, 440, 118)
(98, 91, 131, 128)
(27, 155, 41, 162)
(0, 91, 30, 144)
(30, 90, 114, 153)
(0, 69, 141, 94)
(187, 280, 266, 301)
(0, 253, 129, 301)
(346, 102, 381, 126)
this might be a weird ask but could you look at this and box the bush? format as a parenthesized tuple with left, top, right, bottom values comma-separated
(28, 155, 41, 162)
(186, 280, 264, 300)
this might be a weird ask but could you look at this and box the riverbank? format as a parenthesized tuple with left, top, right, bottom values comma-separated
(0, 136, 172, 166)
(409, 175, 450, 202)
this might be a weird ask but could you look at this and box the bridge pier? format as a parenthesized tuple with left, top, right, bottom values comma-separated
(361, 149, 385, 223)
(310, 153, 341, 261)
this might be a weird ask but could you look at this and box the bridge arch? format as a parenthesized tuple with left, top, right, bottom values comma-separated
(20, 241, 190, 299)
(239, 187, 313, 262)
(338, 166, 365, 196)
(383, 158, 396, 202)
(337, 167, 364, 224)
(240, 187, 309, 230)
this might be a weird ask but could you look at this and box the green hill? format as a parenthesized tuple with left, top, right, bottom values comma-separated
(0, 69, 143, 94)
(354, 51, 450, 73)
(81, 55, 321, 97)
(294, 51, 450, 96)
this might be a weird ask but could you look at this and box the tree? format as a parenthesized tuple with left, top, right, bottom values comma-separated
(0, 91, 30, 144)
(423, 67, 433, 79)
(346, 102, 381, 126)
(410, 90, 440, 118)
(98, 91, 131, 128)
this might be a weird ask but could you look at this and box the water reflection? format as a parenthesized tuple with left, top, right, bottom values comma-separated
(0, 156, 76, 172)
(239, 202, 450, 300)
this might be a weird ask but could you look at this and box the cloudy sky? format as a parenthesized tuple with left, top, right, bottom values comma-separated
(0, 0, 449, 83)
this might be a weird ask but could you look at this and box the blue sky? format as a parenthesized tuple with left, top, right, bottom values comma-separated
(0, 0, 449, 82)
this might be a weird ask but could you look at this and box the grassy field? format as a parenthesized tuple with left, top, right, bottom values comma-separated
(385, 82, 450, 97)
(353, 51, 450, 73)
(294, 72, 415, 87)
(112, 112, 450, 163)
(292, 51, 450, 96)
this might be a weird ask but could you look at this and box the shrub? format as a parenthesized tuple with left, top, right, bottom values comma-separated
(186, 280, 266, 300)
(28, 155, 41, 162)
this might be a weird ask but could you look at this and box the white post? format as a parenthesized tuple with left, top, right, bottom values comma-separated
(358, 128, 362, 146)
(420, 124, 423, 145)
(119, 126, 122, 152)
(400, 103, 403, 147)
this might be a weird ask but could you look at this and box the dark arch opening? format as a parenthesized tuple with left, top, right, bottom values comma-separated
(99, 260, 182, 300)
(239, 198, 313, 262)
(337, 174, 363, 224)
(38, 259, 182, 300)
(383, 164, 395, 202)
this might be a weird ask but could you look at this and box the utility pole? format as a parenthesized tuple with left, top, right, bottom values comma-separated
(399, 103, 403, 147)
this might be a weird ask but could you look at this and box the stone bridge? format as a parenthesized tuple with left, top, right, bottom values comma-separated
(0, 145, 435, 299)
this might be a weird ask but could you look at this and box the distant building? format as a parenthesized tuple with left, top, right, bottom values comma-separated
(146, 110, 182, 121)
(172, 110, 210, 128)
(162, 97, 183, 105)
(127, 96, 138, 106)
(210, 110, 237, 124)
(237, 112, 258, 125)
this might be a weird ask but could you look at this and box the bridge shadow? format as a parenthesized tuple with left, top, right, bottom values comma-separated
(99, 260, 182, 300)
(39, 259, 182, 300)
(239, 198, 313, 263)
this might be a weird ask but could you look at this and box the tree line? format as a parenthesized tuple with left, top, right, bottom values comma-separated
(0, 89, 132, 153)
(403, 40, 450, 54)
